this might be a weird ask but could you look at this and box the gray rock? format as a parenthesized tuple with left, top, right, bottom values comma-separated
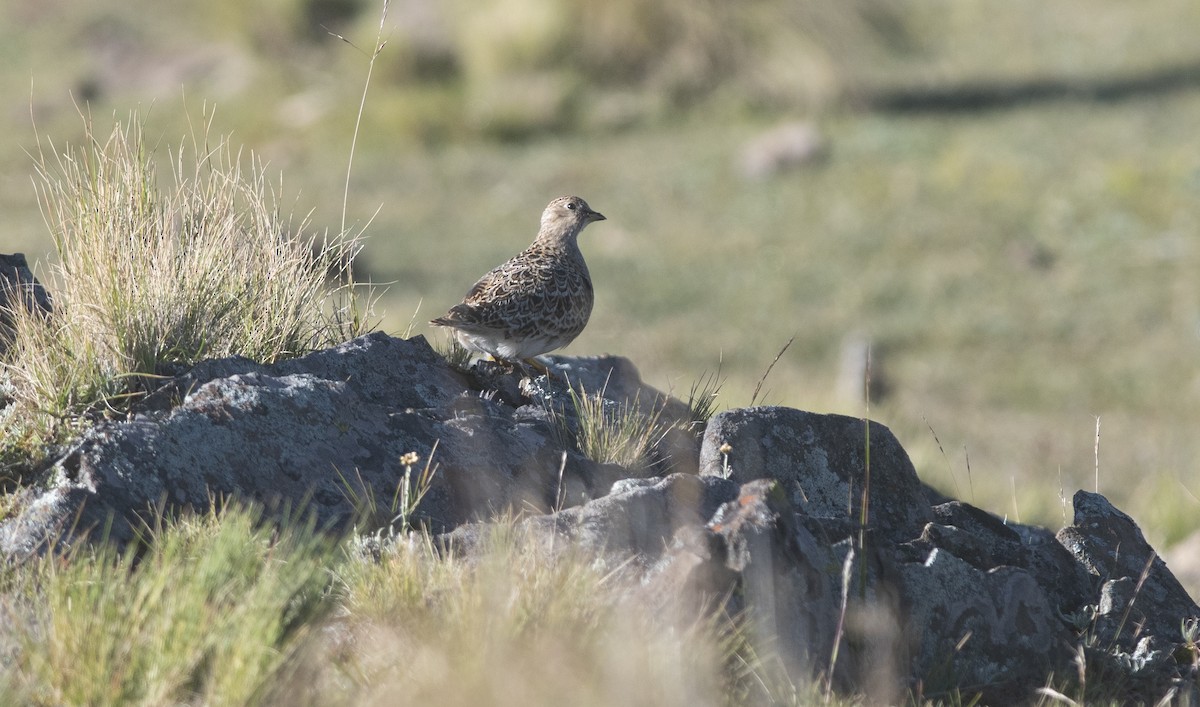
(699, 407, 933, 543)
(898, 548, 1074, 703)
(905, 501, 1095, 618)
(0, 487, 77, 559)
(0, 333, 672, 555)
(648, 479, 853, 686)
(518, 472, 738, 563)
(535, 354, 689, 421)
(502, 451, 1193, 703)
(3, 323, 1197, 703)
(0, 253, 53, 356)
(1057, 490, 1200, 651)
(1078, 635, 1200, 705)
(642, 477, 1077, 704)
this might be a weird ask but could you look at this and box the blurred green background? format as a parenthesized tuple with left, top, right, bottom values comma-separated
(3, 0, 1200, 546)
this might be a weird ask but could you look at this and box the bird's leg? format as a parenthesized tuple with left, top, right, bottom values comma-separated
(482, 354, 546, 378)
(522, 357, 556, 379)
(478, 354, 518, 375)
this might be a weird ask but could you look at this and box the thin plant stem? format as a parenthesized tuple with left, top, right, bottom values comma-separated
(332, 0, 390, 236)
(749, 335, 794, 408)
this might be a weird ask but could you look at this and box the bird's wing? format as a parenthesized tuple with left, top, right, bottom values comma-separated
(462, 255, 554, 308)
(433, 244, 592, 338)
(430, 255, 549, 329)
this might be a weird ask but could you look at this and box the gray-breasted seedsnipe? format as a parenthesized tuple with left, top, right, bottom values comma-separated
(431, 195, 606, 373)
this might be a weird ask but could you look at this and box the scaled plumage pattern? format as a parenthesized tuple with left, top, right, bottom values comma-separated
(431, 195, 606, 369)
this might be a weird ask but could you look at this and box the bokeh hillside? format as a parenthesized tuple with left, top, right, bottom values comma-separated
(3, 0, 1200, 546)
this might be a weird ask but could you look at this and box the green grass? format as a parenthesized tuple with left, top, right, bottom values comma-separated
(430, 331, 475, 371)
(0, 505, 334, 705)
(683, 365, 725, 432)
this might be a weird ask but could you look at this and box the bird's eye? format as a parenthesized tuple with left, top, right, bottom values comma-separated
(566, 202, 576, 210)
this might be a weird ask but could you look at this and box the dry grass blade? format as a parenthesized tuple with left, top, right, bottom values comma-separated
(749, 335, 794, 408)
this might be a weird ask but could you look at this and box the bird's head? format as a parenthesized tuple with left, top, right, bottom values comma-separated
(539, 195, 605, 242)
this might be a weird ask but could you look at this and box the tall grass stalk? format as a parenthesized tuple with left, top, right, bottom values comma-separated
(0, 114, 371, 462)
(329, 0, 390, 236)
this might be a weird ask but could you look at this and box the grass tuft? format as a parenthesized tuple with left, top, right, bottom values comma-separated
(683, 365, 725, 432)
(431, 333, 475, 371)
(556, 382, 670, 471)
(0, 506, 849, 706)
(0, 112, 373, 468)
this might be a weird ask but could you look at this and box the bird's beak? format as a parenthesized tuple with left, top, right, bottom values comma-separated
(587, 208, 606, 222)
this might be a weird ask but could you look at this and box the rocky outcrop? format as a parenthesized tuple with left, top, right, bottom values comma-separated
(0, 334, 665, 555)
(1, 331, 1197, 703)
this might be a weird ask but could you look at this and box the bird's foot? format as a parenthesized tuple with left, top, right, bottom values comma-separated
(521, 357, 556, 380)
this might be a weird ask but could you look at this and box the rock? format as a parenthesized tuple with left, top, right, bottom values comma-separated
(3, 325, 1197, 702)
(0, 487, 76, 559)
(0, 253, 53, 355)
(648, 479, 853, 685)
(640, 474, 1075, 703)
(926, 501, 1026, 568)
(539, 354, 685, 412)
(1078, 635, 1200, 705)
(523, 354, 692, 429)
(0, 333, 679, 556)
(447, 473, 740, 566)
(521, 423, 1193, 703)
(911, 501, 1094, 617)
(1057, 491, 1200, 651)
(699, 407, 933, 543)
(1005, 518, 1095, 621)
(898, 549, 1074, 703)
(435, 441, 724, 567)
(1046, 493, 1200, 703)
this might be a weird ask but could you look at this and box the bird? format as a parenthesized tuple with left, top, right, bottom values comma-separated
(430, 195, 606, 376)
